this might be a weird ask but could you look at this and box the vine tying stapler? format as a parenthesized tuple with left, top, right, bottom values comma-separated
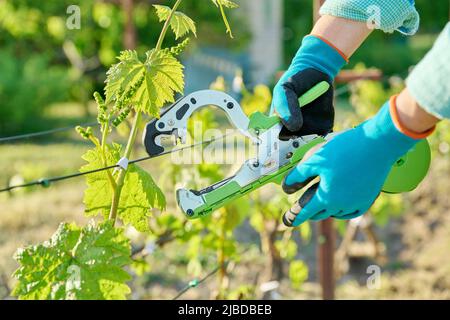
(143, 83, 431, 225)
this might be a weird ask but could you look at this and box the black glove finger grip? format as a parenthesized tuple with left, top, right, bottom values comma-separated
(281, 83, 304, 132)
(282, 176, 315, 194)
(298, 182, 320, 208)
(282, 182, 320, 227)
(282, 68, 334, 137)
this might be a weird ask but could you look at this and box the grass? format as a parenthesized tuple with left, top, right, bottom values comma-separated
(0, 143, 90, 180)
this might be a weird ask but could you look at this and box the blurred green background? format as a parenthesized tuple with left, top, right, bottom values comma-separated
(1, 0, 448, 136)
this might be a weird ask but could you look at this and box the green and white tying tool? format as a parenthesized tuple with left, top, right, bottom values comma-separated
(143, 83, 431, 225)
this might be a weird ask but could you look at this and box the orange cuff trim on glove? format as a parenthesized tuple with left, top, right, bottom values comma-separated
(309, 34, 349, 62)
(389, 95, 435, 140)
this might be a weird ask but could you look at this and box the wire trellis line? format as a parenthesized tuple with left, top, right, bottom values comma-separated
(171, 264, 223, 300)
(0, 121, 99, 144)
(0, 133, 232, 193)
(0, 85, 359, 144)
(0, 83, 356, 193)
(171, 247, 251, 300)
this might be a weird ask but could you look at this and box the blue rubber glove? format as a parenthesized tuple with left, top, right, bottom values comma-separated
(271, 35, 347, 136)
(282, 97, 433, 227)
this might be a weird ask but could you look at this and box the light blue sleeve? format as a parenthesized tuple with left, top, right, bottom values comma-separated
(406, 23, 450, 119)
(319, 0, 420, 35)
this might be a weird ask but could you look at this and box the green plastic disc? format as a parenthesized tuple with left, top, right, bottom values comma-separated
(382, 139, 431, 193)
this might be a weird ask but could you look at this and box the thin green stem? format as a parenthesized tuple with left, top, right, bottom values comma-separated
(101, 119, 117, 189)
(109, 112, 142, 222)
(101, 121, 109, 150)
(109, 0, 183, 224)
(155, 0, 183, 51)
(109, 111, 141, 223)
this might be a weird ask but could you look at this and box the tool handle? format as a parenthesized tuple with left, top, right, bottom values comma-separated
(298, 81, 330, 107)
(248, 81, 331, 133)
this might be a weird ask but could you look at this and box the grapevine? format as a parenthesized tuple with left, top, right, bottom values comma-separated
(12, 0, 238, 300)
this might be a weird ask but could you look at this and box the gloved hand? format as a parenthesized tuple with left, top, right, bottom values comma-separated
(271, 35, 347, 136)
(282, 96, 434, 227)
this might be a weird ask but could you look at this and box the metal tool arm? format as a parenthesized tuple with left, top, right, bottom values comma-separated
(143, 90, 252, 156)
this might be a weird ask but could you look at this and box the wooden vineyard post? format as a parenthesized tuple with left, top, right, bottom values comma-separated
(312, 0, 383, 300)
(312, 0, 335, 301)
(121, 0, 137, 50)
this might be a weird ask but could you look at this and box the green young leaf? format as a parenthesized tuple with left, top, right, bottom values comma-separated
(211, 0, 238, 38)
(153, 5, 197, 40)
(275, 239, 297, 261)
(80, 144, 166, 232)
(104, 50, 143, 107)
(12, 221, 132, 300)
(289, 260, 309, 290)
(213, 0, 239, 8)
(120, 164, 166, 232)
(80, 144, 120, 219)
(105, 49, 184, 117)
(134, 49, 184, 116)
(298, 221, 312, 243)
(169, 37, 191, 56)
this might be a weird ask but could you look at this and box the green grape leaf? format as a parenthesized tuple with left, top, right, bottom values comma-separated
(80, 144, 120, 219)
(153, 5, 197, 39)
(12, 221, 132, 300)
(210, 0, 238, 38)
(80, 144, 166, 233)
(212, 0, 239, 9)
(105, 49, 184, 117)
(104, 50, 142, 106)
(120, 164, 166, 232)
(135, 49, 184, 116)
